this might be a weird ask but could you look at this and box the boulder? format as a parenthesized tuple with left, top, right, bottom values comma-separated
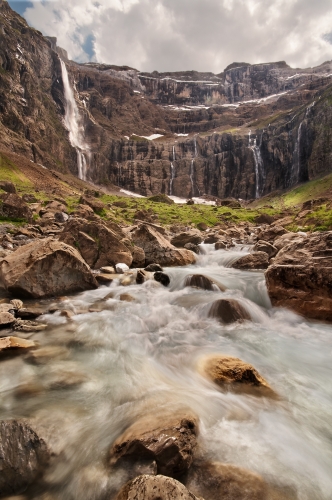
(209, 299, 251, 324)
(204, 235, 219, 244)
(171, 231, 202, 248)
(0, 194, 32, 222)
(255, 213, 275, 224)
(131, 224, 196, 267)
(273, 232, 307, 250)
(215, 241, 227, 250)
(120, 293, 136, 302)
(13, 320, 47, 333)
(116, 263, 130, 274)
(116, 474, 202, 500)
(79, 195, 105, 213)
(265, 231, 332, 321)
(232, 252, 269, 270)
(154, 272, 170, 287)
(59, 218, 133, 269)
(148, 194, 174, 205)
(109, 410, 198, 477)
(0, 312, 16, 327)
(252, 241, 278, 258)
(132, 246, 146, 268)
(184, 274, 225, 292)
(145, 264, 163, 272)
(0, 237, 98, 299)
(0, 181, 16, 194)
(95, 273, 114, 284)
(54, 212, 69, 223)
(197, 222, 208, 231)
(0, 420, 50, 496)
(17, 307, 44, 319)
(184, 461, 267, 500)
(256, 225, 288, 243)
(219, 198, 242, 208)
(198, 355, 270, 390)
(184, 243, 200, 254)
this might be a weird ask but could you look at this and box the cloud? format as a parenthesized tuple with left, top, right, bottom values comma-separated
(22, 0, 332, 71)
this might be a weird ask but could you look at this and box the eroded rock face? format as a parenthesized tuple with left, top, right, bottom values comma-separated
(232, 252, 269, 270)
(116, 474, 202, 500)
(0, 237, 98, 298)
(109, 410, 199, 477)
(209, 299, 251, 324)
(0, 420, 50, 496)
(265, 231, 332, 321)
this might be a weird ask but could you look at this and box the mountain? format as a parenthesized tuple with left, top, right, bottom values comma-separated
(1, 0, 332, 200)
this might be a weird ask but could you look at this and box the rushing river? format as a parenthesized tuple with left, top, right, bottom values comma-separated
(1, 244, 332, 500)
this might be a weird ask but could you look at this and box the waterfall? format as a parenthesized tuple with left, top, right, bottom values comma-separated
(291, 102, 315, 186)
(190, 136, 200, 197)
(248, 132, 264, 199)
(60, 60, 90, 181)
(169, 145, 176, 195)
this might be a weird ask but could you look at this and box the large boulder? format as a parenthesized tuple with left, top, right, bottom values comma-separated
(232, 252, 269, 270)
(131, 224, 196, 267)
(0, 237, 98, 299)
(0, 193, 32, 222)
(265, 231, 332, 321)
(209, 299, 251, 324)
(171, 231, 203, 248)
(0, 420, 50, 496)
(116, 475, 202, 500)
(59, 218, 133, 269)
(252, 240, 278, 258)
(109, 410, 198, 477)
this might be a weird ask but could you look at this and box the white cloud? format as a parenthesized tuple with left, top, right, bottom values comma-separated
(23, 0, 332, 71)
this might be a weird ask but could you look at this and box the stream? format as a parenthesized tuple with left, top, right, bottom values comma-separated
(1, 244, 332, 499)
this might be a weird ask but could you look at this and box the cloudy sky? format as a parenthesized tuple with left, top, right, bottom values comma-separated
(7, 0, 332, 73)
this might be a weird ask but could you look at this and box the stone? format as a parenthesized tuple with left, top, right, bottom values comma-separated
(0, 336, 36, 353)
(136, 270, 147, 284)
(148, 194, 174, 205)
(0, 312, 16, 327)
(116, 263, 130, 274)
(204, 235, 219, 244)
(154, 272, 170, 287)
(171, 231, 203, 248)
(131, 246, 146, 268)
(116, 475, 202, 500)
(184, 243, 200, 254)
(197, 222, 208, 231)
(60, 218, 133, 269)
(109, 410, 198, 477)
(255, 213, 275, 224)
(252, 240, 278, 258)
(145, 263, 163, 272)
(0, 421, 50, 496)
(273, 232, 307, 250)
(232, 252, 269, 270)
(13, 319, 47, 333)
(0, 193, 32, 222)
(22, 193, 37, 203)
(185, 461, 267, 500)
(79, 195, 105, 213)
(120, 293, 136, 302)
(256, 225, 288, 243)
(132, 224, 196, 267)
(215, 241, 227, 250)
(95, 273, 114, 284)
(219, 198, 242, 208)
(54, 211, 69, 223)
(0, 237, 98, 299)
(184, 274, 225, 292)
(16, 308, 44, 320)
(265, 231, 332, 321)
(0, 181, 17, 194)
(100, 266, 116, 274)
(10, 299, 23, 310)
(209, 299, 251, 324)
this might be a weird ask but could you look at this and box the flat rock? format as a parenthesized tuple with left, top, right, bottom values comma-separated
(0, 336, 36, 352)
(209, 299, 251, 324)
(13, 319, 47, 333)
(256, 225, 288, 243)
(116, 475, 202, 500)
(16, 308, 44, 319)
(96, 273, 114, 284)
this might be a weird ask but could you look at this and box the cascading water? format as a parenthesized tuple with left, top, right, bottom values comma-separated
(1, 244, 332, 499)
(248, 131, 264, 199)
(190, 136, 200, 197)
(291, 102, 315, 186)
(169, 145, 176, 195)
(60, 60, 90, 181)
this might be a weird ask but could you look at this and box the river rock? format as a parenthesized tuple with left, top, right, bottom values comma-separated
(59, 218, 133, 269)
(131, 224, 196, 267)
(265, 231, 332, 321)
(96, 273, 114, 284)
(0, 336, 36, 353)
(255, 213, 275, 224)
(215, 241, 227, 250)
(0, 312, 16, 327)
(232, 252, 269, 270)
(256, 225, 288, 243)
(136, 270, 147, 284)
(184, 461, 267, 500)
(116, 475, 202, 500)
(0, 238, 98, 299)
(10, 299, 24, 310)
(116, 263, 130, 274)
(184, 243, 200, 254)
(109, 410, 199, 477)
(252, 240, 278, 258)
(209, 299, 251, 324)
(25, 346, 69, 365)
(120, 293, 136, 302)
(145, 263, 163, 272)
(132, 246, 146, 268)
(204, 234, 219, 244)
(154, 272, 170, 287)
(171, 231, 203, 248)
(0, 420, 50, 496)
(13, 319, 47, 333)
(184, 274, 225, 292)
(16, 307, 44, 319)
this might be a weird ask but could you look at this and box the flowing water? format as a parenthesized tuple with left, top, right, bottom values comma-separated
(248, 132, 264, 199)
(1, 245, 332, 499)
(169, 146, 176, 196)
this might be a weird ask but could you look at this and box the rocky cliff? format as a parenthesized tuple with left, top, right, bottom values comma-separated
(1, 0, 332, 200)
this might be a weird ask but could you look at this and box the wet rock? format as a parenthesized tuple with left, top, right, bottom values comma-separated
(0, 336, 36, 353)
(184, 274, 225, 292)
(209, 299, 251, 324)
(215, 241, 227, 250)
(204, 235, 219, 244)
(252, 240, 278, 258)
(145, 263, 163, 272)
(0, 193, 32, 222)
(198, 355, 271, 390)
(120, 293, 136, 302)
(273, 232, 307, 250)
(13, 319, 47, 333)
(25, 346, 69, 365)
(171, 231, 203, 248)
(0, 237, 98, 299)
(154, 272, 170, 287)
(232, 252, 269, 270)
(96, 273, 114, 284)
(184, 243, 200, 254)
(116, 474, 202, 500)
(16, 308, 44, 320)
(265, 231, 332, 321)
(116, 263, 130, 274)
(256, 225, 288, 243)
(109, 410, 199, 477)
(184, 461, 267, 500)
(0, 312, 16, 327)
(0, 420, 50, 496)
(136, 270, 147, 284)
(131, 246, 146, 268)
(100, 266, 116, 274)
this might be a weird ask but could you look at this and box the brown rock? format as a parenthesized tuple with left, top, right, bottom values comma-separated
(215, 241, 227, 250)
(0, 237, 98, 299)
(0, 193, 32, 222)
(171, 231, 203, 248)
(204, 235, 219, 244)
(79, 195, 105, 213)
(96, 273, 114, 284)
(132, 245, 146, 268)
(17, 308, 44, 319)
(197, 222, 208, 231)
(109, 410, 198, 477)
(252, 241, 278, 258)
(232, 252, 269, 270)
(13, 319, 47, 333)
(209, 299, 251, 324)
(256, 226, 288, 243)
(120, 293, 136, 302)
(116, 474, 202, 500)
(0, 312, 16, 327)
(255, 213, 275, 224)
(273, 232, 307, 250)
(184, 274, 225, 292)
(10, 299, 23, 310)
(0, 181, 17, 194)
(25, 346, 69, 365)
(0, 336, 36, 352)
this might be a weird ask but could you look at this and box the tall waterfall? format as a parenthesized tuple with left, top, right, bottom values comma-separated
(290, 102, 315, 186)
(169, 145, 176, 195)
(249, 131, 264, 199)
(190, 136, 199, 197)
(60, 60, 90, 181)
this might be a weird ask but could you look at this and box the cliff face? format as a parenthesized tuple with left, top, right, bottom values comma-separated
(1, 0, 332, 200)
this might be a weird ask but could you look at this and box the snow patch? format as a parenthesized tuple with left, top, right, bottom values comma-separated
(120, 189, 145, 198)
(133, 134, 164, 140)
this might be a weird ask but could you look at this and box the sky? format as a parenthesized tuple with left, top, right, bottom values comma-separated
(7, 0, 332, 73)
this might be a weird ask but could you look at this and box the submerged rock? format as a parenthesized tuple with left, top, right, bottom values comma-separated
(209, 299, 250, 324)
(232, 252, 269, 270)
(184, 274, 225, 292)
(116, 474, 202, 500)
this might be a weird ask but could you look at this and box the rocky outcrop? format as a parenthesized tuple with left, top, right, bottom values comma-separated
(131, 224, 196, 267)
(232, 252, 269, 270)
(265, 231, 332, 321)
(109, 410, 198, 477)
(209, 299, 251, 324)
(116, 474, 202, 500)
(0, 237, 98, 298)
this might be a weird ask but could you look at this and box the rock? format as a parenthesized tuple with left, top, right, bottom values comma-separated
(184, 243, 200, 254)
(148, 194, 174, 205)
(0, 312, 16, 327)
(132, 224, 196, 267)
(255, 213, 275, 224)
(145, 263, 163, 272)
(171, 231, 203, 248)
(0, 181, 17, 194)
(209, 299, 251, 324)
(136, 270, 147, 284)
(120, 293, 136, 302)
(116, 263, 130, 274)
(198, 355, 270, 390)
(184, 461, 267, 500)
(273, 232, 307, 250)
(25, 346, 69, 365)
(54, 211, 69, 223)
(204, 235, 219, 244)
(215, 241, 227, 250)
(256, 225, 288, 243)
(116, 475, 202, 500)
(79, 195, 105, 213)
(0, 336, 36, 353)
(184, 274, 225, 292)
(0, 420, 50, 496)
(219, 198, 242, 208)
(109, 410, 199, 477)
(154, 272, 170, 287)
(60, 218, 132, 269)
(16, 308, 44, 320)
(232, 252, 269, 270)
(100, 266, 116, 274)
(131, 246, 146, 268)
(96, 273, 114, 284)
(13, 319, 47, 333)
(252, 241, 278, 258)
(0, 237, 98, 299)
(10, 299, 23, 310)
(187, 199, 195, 205)
(265, 231, 332, 321)
(22, 193, 37, 203)
(0, 194, 32, 222)
(197, 222, 208, 231)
